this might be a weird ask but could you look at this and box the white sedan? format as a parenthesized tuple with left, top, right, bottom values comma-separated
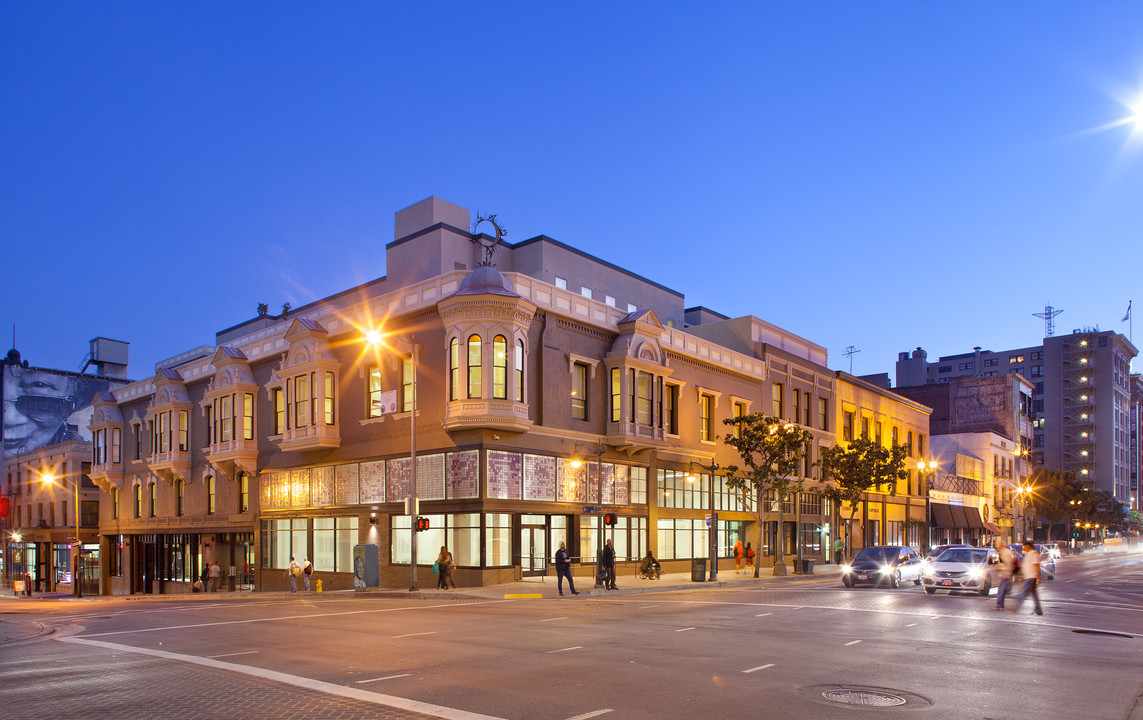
(922, 547, 999, 596)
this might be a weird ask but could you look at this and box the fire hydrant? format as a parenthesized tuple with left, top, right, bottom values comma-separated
(315, 579, 323, 594)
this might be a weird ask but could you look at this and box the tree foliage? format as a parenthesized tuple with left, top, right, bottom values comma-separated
(817, 437, 909, 558)
(721, 414, 814, 577)
(1031, 468, 1083, 541)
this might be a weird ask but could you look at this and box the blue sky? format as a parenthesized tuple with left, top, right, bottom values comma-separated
(3, 3, 1141, 381)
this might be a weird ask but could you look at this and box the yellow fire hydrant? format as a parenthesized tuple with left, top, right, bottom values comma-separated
(315, 579, 323, 594)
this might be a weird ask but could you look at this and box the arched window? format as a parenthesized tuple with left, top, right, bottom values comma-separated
(493, 335, 508, 399)
(449, 338, 460, 401)
(515, 340, 524, 402)
(467, 335, 482, 399)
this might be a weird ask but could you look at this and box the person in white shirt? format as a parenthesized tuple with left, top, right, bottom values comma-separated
(288, 556, 301, 592)
(302, 557, 312, 591)
(1015, 541, 1043, 615)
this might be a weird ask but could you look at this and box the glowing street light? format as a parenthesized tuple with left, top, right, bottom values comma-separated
(40, 471, 82, 597)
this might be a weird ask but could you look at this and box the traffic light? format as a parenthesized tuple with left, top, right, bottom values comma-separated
(603, 512, 618, 526)
(415, 516, 430, 532)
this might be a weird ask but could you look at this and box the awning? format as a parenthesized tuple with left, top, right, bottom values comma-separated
(931, 503, 956, 528)
(982, 521, 1002, 534)
(948, 504, 970, 528)
(962, 505, 985, 529)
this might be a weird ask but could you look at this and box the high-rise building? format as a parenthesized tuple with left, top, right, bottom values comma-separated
(896, 329, 1138, 507)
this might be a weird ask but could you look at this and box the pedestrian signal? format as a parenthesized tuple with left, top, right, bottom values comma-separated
(603, 512, 618, 526)
(415, 516, 430, 532)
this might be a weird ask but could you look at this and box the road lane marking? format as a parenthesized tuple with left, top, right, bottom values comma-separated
(743, 664, 774, 673)
(930, 616, 941, 620)
(59, 636, 506, 720)
(755, 613, 772, 617)
(540, 617, 569, 622)
(208, 650, 259, 658)
(355, 674, 411, 684)
(546, 646, 583, 654)
(905, 623, 917, 627)
(638, 605, 658, 609)
(845, 640, 862, 646)
(676, 627, 696, 632)
(70, 598, 514, 638)
(565, 710, 613, 720)
(394, 632, 436, 638)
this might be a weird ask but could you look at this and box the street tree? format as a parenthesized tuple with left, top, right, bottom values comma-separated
(817, 437, 910, 560)
(722, 414, 814, 577)
(1030, 468, 1082, 542)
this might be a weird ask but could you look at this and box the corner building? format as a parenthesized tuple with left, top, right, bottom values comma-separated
(91, 197, 896, 593)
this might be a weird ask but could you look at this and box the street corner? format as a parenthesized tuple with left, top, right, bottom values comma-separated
(0, 618, 52, 645)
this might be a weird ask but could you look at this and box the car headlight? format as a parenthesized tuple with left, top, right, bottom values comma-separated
(879, 565, 893, 576)
(969, 568, 984, 580)
(841, 564, 852, 574)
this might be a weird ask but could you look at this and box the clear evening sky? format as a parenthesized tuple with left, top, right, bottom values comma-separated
(3, 3, 1140, 381)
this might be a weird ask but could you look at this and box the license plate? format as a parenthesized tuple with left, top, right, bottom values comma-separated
(857, 573, 868, 580)
(941, 580, 953, 585)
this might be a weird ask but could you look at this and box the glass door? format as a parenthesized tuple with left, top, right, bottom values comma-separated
(520, 517, 547, 577)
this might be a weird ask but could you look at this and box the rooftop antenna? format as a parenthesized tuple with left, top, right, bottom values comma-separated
(1033, 304, 1063, 338)
(843, 345, 861, 374)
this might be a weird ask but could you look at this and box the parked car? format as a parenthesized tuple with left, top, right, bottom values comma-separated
(922, 546, 998, 595)
(841, 546, 924, 588)
(921, 544, 970, 573)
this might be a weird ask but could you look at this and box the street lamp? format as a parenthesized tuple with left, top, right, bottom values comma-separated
(688, 461, 720, 581)
(364, 328, 420, 591)
(917, 460, 939, 552)
(570, 440, 607, 587)
(40, 471, 81, 597)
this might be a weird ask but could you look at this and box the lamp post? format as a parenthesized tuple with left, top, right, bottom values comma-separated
(365, 328, 420, 591)
(687, 461, 719, 581)
(570, 440, 607, 587)
(917, 460, 938, 552)
(40, 471, 81, 598)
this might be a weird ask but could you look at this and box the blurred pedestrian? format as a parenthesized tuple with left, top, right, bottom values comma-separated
(833, 536, 845, 564)
(555, 541, 579, 596)
(1015, 541, 1043, 616)
(437, 546, 456, 589)
(208, 561, 221, 592)
(744, 543, 756, 573)
(733, 539, 743, 574)
(995, 541, 1016, 610)
(302, 557, 312, 591)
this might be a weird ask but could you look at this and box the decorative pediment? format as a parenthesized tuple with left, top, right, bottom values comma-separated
(609, 308, 666, 364)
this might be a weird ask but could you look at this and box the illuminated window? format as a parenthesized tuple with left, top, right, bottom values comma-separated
(449, 339, 460, 401)
(468, 335, 482, 399)
(572, 363, 588, 420)
(273, 388, 286, 434)
(244, 393, 255, 440)
(493, 335, 508, 399)
(239, 472, 249, 513)
(772, 383, 784, 418)
(610, 368, 622, 422)
(324, 371, 335, 424)
(176, 479, 185, 517)
(295, 375, 310, 427)
(206, 475, 216, 515)
(401, 358, 414, 412)
(700, 394, 714, 442)
(515, 340, 524, 402)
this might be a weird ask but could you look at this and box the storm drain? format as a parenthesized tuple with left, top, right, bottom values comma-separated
(1072, 629, 1133, 639)
(821, 689, 908, 707)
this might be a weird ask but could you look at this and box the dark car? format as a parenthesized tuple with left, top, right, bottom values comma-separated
(841, 545, 924, 588)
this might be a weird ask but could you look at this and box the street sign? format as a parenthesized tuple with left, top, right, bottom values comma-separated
(582, 506, 599, 514)
(705, 514, 711, 528)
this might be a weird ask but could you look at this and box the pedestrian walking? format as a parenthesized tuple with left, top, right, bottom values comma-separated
(833, 536, 845, 564)
(302, 557, 312, 591)
(744, 542, 755, 573)
(1015, 541, 1044, 616)
(199, 562, 209, 593)
(733, 539, 743, 574)
(208, 560, 221, 592)
(603, 538, 617, 590)
(995, 541, 1017, 610)
(288, 556, 301, 592)
(554, 541, 579, 596)
(436, 546, 456, 589)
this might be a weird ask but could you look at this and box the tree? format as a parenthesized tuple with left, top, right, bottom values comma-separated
(722, 414, 814, 577)
(1030, 468, 1082, 542)
(817, 437, 910, 559)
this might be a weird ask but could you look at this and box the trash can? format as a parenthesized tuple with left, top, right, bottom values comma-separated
(801, 559, 815, 574)
(691, 558, 707, 582)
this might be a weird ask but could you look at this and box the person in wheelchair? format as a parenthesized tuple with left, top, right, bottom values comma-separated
(639, 550, 661, 580)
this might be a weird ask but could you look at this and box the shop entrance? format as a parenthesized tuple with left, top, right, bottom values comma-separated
(520, 515, 547, 577)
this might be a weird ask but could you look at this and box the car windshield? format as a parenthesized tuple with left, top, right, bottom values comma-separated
(854, 547, 898, 562)
(937, 548, 987, 564)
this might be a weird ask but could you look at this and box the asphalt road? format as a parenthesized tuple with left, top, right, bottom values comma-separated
(2, 551, 1141, 720)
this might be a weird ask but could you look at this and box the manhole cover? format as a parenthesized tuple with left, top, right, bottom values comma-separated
(822, 689, 908, 707)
